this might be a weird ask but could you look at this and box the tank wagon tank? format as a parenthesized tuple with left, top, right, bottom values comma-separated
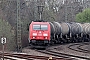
(82, 23, 90, 34)
(29, 21, 90, 47)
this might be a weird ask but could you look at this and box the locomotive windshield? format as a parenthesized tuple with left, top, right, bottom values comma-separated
(33, 25, 48, 30)
(41, 25, 48, 30)
(33, 25, 40, 30)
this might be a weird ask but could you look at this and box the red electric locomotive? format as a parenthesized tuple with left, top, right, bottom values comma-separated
(29, 21, 50, 46)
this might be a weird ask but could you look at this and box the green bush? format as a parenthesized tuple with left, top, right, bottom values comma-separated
(76, 8, 90, 23)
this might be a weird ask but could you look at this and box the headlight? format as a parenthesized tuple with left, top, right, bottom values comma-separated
(33, 37, 35, 38)
(45, 37, 47, 39)
(33, 33, 37, 36)
(43, 34, 48, 36)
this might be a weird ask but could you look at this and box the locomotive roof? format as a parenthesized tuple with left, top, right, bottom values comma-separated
(31, 22, 49, 24)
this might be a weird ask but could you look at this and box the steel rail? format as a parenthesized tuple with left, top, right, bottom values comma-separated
(0, 52, 72, 60)
(46, 49, 90, 60)
(68, 43, 90, 53)
(35, 46, 90, 60)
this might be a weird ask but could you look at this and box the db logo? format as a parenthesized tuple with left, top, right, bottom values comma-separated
(1, 37, 6, 44)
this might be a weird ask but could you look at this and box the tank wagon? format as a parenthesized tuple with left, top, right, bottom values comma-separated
(82, 23, 90, 41)
(28, 21, 90, 46)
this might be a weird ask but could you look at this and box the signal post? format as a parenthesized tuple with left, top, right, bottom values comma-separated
(1, 37, 6, 60)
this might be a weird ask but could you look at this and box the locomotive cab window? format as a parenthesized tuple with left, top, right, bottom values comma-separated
(33, 25, 48, 30)
(33, 25, 40, 30)
(41, 25, 48, 30)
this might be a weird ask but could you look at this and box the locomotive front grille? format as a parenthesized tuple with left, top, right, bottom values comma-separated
(36, 40, 44, 43)
(31, 40, 49, 45)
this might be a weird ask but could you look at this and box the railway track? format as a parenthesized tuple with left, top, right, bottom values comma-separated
(22, 42, 90, 60)
(0, 52, 73, 60)
(31, 42, 90, 60)
(35, 49, 90, 60)
(68, 42, 90, 53)
(77, 43, 90, 53)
